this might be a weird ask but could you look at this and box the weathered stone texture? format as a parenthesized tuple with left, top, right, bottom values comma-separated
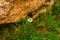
(0, 0, 54, 24)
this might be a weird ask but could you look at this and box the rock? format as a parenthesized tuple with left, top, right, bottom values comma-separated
(0, 0, 54, 24)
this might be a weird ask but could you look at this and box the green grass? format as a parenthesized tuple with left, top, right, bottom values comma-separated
(0, 0, 60, 40)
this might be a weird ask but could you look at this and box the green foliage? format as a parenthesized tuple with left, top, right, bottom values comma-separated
(52, 0, 60, 14)
(44, 32, 59, 40)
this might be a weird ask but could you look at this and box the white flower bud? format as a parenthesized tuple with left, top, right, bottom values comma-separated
(27, 18, 33, 22)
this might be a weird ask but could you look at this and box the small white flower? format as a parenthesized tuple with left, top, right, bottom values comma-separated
(27, 18, 33, 22)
